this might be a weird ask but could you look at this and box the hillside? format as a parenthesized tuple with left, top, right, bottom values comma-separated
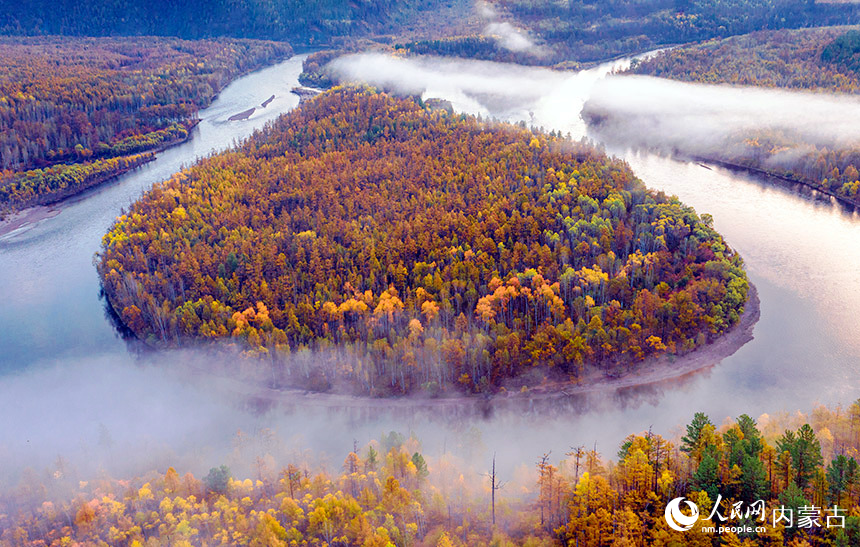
(629, 27, 860, 92)
(0, 0, 470, 48)
(97, 87, 748, 396)
(3, 0, 859, 65)
(430, 0, 860, 64)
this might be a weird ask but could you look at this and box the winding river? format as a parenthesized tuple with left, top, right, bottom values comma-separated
(1, 52, 859, 481)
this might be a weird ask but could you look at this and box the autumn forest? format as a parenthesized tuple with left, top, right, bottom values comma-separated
(0, 37, 291, 216)
(5, 402, 860, 546)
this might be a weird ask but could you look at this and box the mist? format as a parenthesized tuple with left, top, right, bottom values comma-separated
(484, 22, 540, 55)
(330, 52, 860, 163)
(584, 74, 860, 160)
(329, 53, 569, 118)
(476, 0, 546, 57)
(0, 337, 727, 515)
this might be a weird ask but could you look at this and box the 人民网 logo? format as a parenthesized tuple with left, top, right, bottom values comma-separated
(665, 497, 699, 532)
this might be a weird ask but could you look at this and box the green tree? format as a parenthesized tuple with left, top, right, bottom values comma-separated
(681, 412, 712, 456)
(204, 465, 231, 496)
(777, 424, 823, 489)
(827, 455, 859, 506)
(693, 452, 720, 500)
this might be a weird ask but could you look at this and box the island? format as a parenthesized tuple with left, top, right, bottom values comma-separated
(98, 87, 751, 397)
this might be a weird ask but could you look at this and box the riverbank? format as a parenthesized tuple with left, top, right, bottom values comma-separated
(167, 283, 760, 417)
(0, 155, 154, 238)
(0, 47, 296, 237)
(0, 205, 62, 238)
(695, 156, 860, 211)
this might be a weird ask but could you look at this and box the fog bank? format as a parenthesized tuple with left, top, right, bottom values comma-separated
(0, 341, 724, 504)
(330, 52, 860, 161)
(585, 74, 860, 159)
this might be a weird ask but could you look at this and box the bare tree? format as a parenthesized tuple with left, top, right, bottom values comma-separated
(485, 453, 506, 527)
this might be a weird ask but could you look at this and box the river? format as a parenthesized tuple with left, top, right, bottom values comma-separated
(1, 52, 859, 482)
(0, 55, 307, 370)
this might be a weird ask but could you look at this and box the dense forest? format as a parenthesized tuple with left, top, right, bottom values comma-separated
(0, 37, 292, 215)
(0, 0, 460, 47)
(629, 27, 860, 92)
(0, 153, 156, 211)
(4, 401, 860, 545)
(97, 87, 748, 396)
(3, 0, 859, 65)
(625, 27, 860, 208)
(395, 35, 553, 66)
(294, 1, 860, 74)
(405, 0, 860, 64)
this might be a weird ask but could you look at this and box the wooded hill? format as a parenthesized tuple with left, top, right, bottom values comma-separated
(3, 0, 859, 65)
(0, 0, 462, 48)
(395, 0, 860, 65)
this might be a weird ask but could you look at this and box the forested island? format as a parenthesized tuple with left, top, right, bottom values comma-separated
(622, 27, 860, 208)
(0, 37, 292, 217)
(97, 87, 749, 396)
(3, 401, 859, 546)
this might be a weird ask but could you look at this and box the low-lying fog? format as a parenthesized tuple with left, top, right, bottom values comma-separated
(332, 52, 860, 157)
(0, 346, 703, 491)
(4, 51, 860, 505)
(585, 74, 860, 159)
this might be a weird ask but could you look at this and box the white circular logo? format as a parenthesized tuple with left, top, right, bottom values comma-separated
(665, 497, 699, 532)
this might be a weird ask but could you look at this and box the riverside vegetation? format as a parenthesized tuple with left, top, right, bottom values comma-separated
(627, 27, 860, 207)
(0, 36, 292, 216)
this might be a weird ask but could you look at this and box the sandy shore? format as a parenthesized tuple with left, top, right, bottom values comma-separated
(228, 107, 256, 121)
(0, 205, 61, 238)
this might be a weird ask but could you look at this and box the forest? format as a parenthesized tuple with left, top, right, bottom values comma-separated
(4, 401, 860, 546)
(3, 0, 860, 65)
(626, 27, 860, 208)
(394, 36, 552, 66)
(629, 27, 860, 93)
(97, 87, 748, 396)
(295, 2, 860, 82)
(407, 0, 860, 64)
(0, 0, 456, 48)
(0, 36, 292, 215)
